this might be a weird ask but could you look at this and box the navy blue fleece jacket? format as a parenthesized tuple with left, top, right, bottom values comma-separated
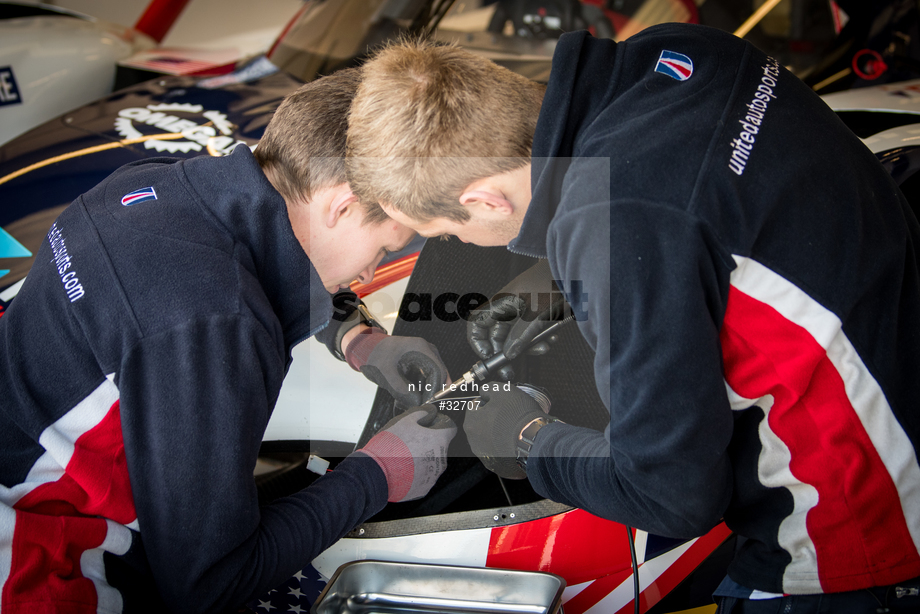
(0, 147, 387, 613)
(518, 25, 920, 594)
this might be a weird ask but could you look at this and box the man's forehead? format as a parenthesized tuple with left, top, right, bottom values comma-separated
(380, 203, 442, 234)
(373, 216, 418, 249)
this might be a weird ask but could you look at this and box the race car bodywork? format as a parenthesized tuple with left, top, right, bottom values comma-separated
(0, 0, 286, 147)
(0, 1, 159, 147)
(1, 2, 917, 613)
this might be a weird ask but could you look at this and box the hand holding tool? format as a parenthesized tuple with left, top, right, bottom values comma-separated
(463, 385, 561, 479)
(357, 405, 457, 502)
(467, 260, 571, 380)
(346, 330, 451, 407)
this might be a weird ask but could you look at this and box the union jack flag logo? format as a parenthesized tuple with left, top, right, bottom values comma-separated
(655, 50, 693, 81)
(121, 186, 158, 206)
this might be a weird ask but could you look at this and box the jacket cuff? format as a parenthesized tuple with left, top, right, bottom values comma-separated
(315, 290, 362, 361)
(345, 328, 388, 371)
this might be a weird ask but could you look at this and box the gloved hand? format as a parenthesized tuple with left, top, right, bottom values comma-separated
(358, 405, 457, 502)
(345, 330, 450, 407)
(467, 260, 570, 381)
(463, 385, 550, 480)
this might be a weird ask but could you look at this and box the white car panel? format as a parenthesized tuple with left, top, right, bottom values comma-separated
(822, 78, 920, 114)
(0, 15, 147, 145)
(265, 276, 412, 445)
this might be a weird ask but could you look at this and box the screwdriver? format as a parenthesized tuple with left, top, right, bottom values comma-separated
(429, 315, 575, 402)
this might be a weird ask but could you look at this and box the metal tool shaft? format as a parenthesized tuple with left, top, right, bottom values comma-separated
(430, 315, 575, 401)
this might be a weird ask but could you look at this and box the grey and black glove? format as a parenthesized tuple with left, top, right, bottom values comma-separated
(358, 405, 457, 502)
(346, 330, 450, 407)
(467, 260, 571, 381)
(463, 385, 554, 480)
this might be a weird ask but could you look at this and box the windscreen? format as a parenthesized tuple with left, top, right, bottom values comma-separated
(267, 0, 700, 83)
(267, 0, 433, 82)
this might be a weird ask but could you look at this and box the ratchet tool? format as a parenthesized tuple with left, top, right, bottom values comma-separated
(429, 315, 575, 402)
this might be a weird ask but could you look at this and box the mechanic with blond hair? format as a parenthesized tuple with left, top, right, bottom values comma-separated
(0, 68, 456, 613)
(346, 24, 920, 613)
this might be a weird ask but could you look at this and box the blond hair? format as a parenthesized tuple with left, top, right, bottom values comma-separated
(346, 39, 544, 222)
(255, 68, 387, 225)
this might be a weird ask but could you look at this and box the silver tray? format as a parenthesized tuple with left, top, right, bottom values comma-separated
(311, 560, 566, 614)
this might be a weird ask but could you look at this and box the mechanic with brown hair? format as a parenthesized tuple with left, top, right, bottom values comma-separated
(0, 68, 456, 613)
(346, 25, 920, 613)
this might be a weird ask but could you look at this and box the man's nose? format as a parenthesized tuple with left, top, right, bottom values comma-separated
(357, 264, 376, 284)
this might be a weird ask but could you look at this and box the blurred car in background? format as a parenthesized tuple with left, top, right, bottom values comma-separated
(0, 0, 300, 146)
(0, 0, 155, 145)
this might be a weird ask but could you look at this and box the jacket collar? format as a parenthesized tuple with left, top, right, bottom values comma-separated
(509, 30, 619, 259)
(509, 30, 590, 258)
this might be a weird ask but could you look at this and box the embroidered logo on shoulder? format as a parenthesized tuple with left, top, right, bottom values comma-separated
(655, 50, 693, 81)
(121, 187, 158, 206)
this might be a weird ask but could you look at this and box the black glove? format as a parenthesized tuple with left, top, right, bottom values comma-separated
(346, 330, 450, 407)
(359, 405, 457, 502)
(463, 385, 549, 480)
(467, 260, 570, 380)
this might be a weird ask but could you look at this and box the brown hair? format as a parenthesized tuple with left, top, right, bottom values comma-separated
(255, 67, 388, 225)
(346, 39, 544, 222)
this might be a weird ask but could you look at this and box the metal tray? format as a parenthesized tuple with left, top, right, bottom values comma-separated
(311, 560, 565, 614)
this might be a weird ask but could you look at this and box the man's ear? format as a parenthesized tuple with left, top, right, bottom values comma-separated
(325, 184, 358, 228)
(459, 188, 514, 215)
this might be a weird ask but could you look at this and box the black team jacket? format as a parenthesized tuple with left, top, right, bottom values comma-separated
(0, 146, 387, 613)
(518, 24, 920, 595)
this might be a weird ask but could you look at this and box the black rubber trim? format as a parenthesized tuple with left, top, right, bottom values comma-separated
(346, 499, 573, 538)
